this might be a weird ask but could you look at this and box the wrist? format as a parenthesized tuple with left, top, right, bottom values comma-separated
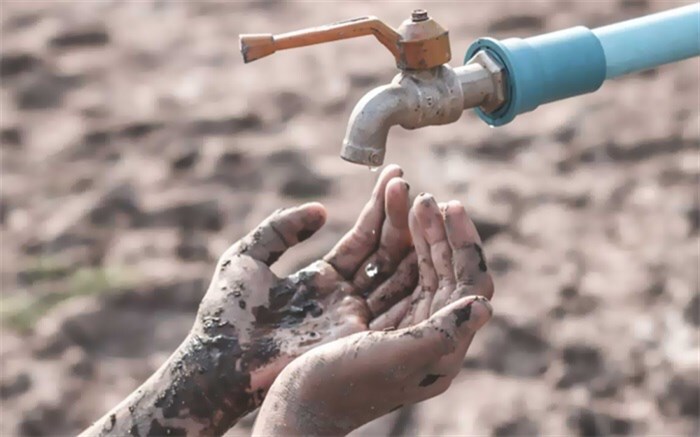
(159, 332, 260, 432)
(88, 332, 261, 436)
(254, 364, 353, 437)
(255, 393, 345, 436)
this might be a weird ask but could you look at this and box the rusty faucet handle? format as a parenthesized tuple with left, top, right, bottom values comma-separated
(239, 10, 451, 70)
(239, 16, 400, 62)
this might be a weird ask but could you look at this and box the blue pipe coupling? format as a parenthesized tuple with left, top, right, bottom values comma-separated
(465, 26, 606, 126)
(466, 4, 700, 126)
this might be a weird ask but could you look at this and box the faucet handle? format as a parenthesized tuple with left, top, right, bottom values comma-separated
(239, 10, 451, 70)
(240, 16, 401, 63)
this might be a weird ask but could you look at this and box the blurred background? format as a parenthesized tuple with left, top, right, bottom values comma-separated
(0, 0, 698, 435)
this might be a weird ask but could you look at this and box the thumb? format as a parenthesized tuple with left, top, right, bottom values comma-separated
(429, 295, 492, 341)
(389, 296, 492, 369)
(231, 203, 327, 266)
(425, 295, 492, 372)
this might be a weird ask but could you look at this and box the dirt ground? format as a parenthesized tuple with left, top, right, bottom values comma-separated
(1, 0, 698, 435)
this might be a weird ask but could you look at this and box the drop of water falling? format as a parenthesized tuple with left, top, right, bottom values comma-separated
(365, 263, 378, 278)
(368, 166, 380, 172)
(488, 125, 495, 129)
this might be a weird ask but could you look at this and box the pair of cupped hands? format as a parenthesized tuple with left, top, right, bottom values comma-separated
(199, 165, 495, 435)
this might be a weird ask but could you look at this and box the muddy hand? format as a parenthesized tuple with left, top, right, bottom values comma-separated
(253, 194, 495, 436)
(194, 165, 416, 400)
(81, 165, 418, 437)
(369, 194, 493, 331)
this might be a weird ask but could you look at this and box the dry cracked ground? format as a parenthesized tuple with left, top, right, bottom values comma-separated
(0, 0, 698, 436)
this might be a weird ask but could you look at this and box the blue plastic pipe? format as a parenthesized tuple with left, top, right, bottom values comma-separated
(465, 3, 700, 126)
(596, 4, 700, 78)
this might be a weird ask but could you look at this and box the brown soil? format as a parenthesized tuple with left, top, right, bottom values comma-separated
(1, 1, 698, 436)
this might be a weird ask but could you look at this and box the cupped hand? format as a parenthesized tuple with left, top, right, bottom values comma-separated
(193, 165, 418, 398)
(253, 194, 495, 436)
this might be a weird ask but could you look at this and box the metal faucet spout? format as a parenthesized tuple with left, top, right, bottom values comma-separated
(340, 84, 416, 166)
(341, 66, 466, 167)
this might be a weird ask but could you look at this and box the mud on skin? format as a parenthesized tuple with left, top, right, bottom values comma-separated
(90, 332, 259, 436)
(419, 374, 446, 387)
(88, 268, 334, 436)
(453, 304, 472, 327)
(246, 276, 325, 329)
(159, 263, 333, 431)
(148, 334, 269, 435)
(474, 243, 488, 272)
(452, 243, 489, 287)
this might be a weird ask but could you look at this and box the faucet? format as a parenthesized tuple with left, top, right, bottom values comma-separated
(340, 50, 505, 166)
(340, 55, 505, 166)
(239, 5, 699, 166)
(240, 10, 507, 166)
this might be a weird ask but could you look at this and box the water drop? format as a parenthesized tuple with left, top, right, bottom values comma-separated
(488, 125, 495, 129)
(365, 263, 378, 278)
(367, 166, 380, 172)
(289, 305, 305, 314)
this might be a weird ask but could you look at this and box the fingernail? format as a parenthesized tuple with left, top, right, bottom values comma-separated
(419, 193, 436, 207)
(447, 200, 462, 210)
(384, 164, 403, 177)
(443, 201, 459, 218)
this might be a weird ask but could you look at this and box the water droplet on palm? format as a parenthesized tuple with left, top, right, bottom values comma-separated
(365, 263, 378, 278)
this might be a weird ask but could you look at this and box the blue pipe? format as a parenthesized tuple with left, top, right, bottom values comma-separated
(596, 4, 700, 79)
(465, 3, 700, 126)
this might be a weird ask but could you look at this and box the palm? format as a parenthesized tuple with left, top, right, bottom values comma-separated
(194, 165, 415, 392)
(254, 194, 496, 437)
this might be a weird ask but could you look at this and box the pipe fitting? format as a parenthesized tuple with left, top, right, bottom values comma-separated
(464, 51, 506, 113)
